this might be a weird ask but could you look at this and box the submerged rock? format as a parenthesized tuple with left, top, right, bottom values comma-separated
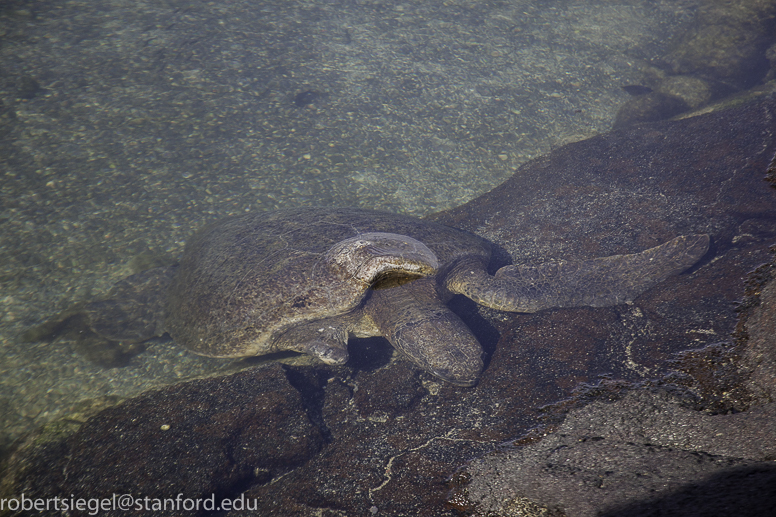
(612, 0, 776, 126)
(661, 0, 776, 92)
(2, 364, 324, 512)
(613, 91, 689, 128)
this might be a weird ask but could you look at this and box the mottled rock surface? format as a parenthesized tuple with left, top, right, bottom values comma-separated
(738, 258, 776, 406)
(460, 391, 776, 517)
(458, 257, 776, 516)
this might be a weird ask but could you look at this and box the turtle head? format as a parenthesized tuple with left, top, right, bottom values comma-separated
(326, 232, 439, 287)
(393, 310, 484, 387)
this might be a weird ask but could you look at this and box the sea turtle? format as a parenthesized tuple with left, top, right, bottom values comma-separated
(31, 207, 709, 386)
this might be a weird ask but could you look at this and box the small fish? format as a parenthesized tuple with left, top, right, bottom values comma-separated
(294, 90, 321, 108)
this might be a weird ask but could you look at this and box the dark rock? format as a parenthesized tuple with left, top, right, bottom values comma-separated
(3, 364, 323, 516)
(655, 74, 714, 109)
(736, 244, 776, 406)
(602, 465, 776, 517)
(459, 391, 776, 517)
(453, 149, 776, 515)
(433, 97, 776, 262)
(660, 0, 776, 92)
(613, 0, 776, 128)
(233, 359, 541, 516)
(613, 91, 689, 128)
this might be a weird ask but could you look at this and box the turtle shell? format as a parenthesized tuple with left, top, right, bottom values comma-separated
(165, 207, 490, 357)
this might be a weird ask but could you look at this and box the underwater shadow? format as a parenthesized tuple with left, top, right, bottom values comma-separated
(601, 463, 776, 517)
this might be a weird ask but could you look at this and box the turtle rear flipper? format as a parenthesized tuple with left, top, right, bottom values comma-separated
(22, 266, 176, 367)
(85, 265, 176, 342)
(447, 234, 710, 313)
(22, 306, 146, 369)
(21, 303, 87, 343)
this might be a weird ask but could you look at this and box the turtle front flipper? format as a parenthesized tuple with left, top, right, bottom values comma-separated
(447, 234, 710, 312)
(365, 278, 484, 386)
(84, 265, 176, 342)
(271, 317, 353, 365)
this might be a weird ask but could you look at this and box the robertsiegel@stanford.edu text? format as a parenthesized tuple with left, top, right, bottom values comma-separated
(1, 492, 260, 514)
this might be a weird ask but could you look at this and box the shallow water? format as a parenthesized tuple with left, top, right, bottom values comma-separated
(0, 0, 701, 448)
